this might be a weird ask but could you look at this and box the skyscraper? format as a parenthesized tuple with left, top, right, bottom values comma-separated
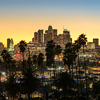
(44, 33, 49, 45)
(52, 29, 57, 43)
(48, 25, 52, 33)
(38, 29, 43, 45)
(34, 32, 38, 44)
(93, 38, 99, 48)
(7, 38, 10, 49)
(63, 29, 71, 45)
(34, 29, 43, 45)
(44, 25, 57, 44)
(8, 38, 14, 51)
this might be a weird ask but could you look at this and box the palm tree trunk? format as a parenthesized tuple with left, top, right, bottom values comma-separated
(78, 54, 82, 95)
(76, 61, 79, 97)
(22, 52, 24, 70)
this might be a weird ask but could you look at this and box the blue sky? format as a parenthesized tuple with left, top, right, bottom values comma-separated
(0, 0, 100, 46)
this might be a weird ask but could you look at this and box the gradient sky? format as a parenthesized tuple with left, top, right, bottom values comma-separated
(0, 0, 100, 47)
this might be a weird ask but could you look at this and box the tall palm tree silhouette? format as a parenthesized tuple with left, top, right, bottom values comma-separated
(19, 40, 27, 70)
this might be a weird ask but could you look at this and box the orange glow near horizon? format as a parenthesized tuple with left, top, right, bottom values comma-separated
(0, 14, 100, 47)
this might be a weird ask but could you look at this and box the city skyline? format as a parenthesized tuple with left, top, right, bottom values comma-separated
(0, 0, 100, 46)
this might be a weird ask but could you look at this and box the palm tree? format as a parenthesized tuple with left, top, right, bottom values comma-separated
(21, 60, 27, 69)
(1, 49, 12, 75)
(54, 72, 76, 98)
(4, 75, 21, 100)
(32, 55, 38, 68)
(75, 34, 87, 53)
(54, 45, 62, 62)
(63, 43, 73, 74)
(19, 40, 27, 69)
(71, 45, 77, 79)
(54, 45, 62, 78)
(75, 35, 87, 80)
(37, 53, 44, 73)
(75, 34, 87, 69)
(45, 40, 55, 78)
(27, 47, 32, 68)
(27, 56, 32, 68)
(22, 67, 40, 100)
(75, 34, 87, 98)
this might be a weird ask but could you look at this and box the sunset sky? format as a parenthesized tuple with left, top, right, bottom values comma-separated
(0, 0, 100, 47)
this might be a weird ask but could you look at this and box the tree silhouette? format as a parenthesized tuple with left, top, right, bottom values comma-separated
(54, 44, 62, 72)
(22, 67, 40, 100)
(45, 40, 55, 78)
(75, 34, 87, 93)
(19, 40, 27, 70)
(63, 43, 77, 74)
(1, 49, 12, 75)
(4, 75, 20, 100)
(54, 72, 76, 98)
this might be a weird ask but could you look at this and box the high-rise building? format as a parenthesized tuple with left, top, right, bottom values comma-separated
(63, 29, 71, 45)
(52, 29, 57, 43)
(34, 30, 43, 45)
(38, 29, 43, 44)
(48, 25, 52, 33)
(44, 25, 57, 44)
(44, 33, 49, 45)
(8, 38, 14, 51)
(34, 32, 38, 44)
(93, 38, 99, 48)
(7, 38, 10, 49)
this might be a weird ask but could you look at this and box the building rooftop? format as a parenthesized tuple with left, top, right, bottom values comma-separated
(63, 29, 69, 32)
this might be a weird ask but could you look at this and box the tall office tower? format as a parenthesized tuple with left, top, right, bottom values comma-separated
(44, 25, 57, 43)
(93, 38, 99, 48)
(48, 25, 52, 33)
(52, 29, 57, 43)
(63, 29, 71, 45)
(38, 29, 43, 45)
(34, 32, 38, 44)
(7, 38, 10, 49)
(8, 38, 14, 51)
(44, 33, 49, 45)
(48, 25, 52, 41)
(57, 34, 63, 44)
